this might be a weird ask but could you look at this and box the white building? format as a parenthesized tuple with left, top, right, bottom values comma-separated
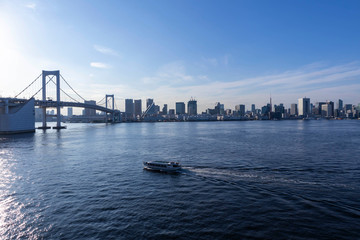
(298, 98, 310, 117)
(321, 103, 333, 117)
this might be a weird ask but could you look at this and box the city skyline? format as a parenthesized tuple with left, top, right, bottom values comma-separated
(1, 1, 360, 112)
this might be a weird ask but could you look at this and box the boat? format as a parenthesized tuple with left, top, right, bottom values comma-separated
(143, 161, 181, 172)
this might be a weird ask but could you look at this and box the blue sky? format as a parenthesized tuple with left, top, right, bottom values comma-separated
(1, 0, 360, 112)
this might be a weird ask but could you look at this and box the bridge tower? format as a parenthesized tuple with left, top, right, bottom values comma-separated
(105, 94, 115, 122)
(39, 70, 65, 130)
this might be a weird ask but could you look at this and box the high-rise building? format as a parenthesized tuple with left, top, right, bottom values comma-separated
(67, 107, 73, 117)
(187, 98, 197, 115)
(154, 105, 160, 114)
(176, 102, 185, 114)
(344, 104, 352, 112)
(298, 97, 310, 117)
(290, 104, 298, 116)
(84, 100, 96, 116)
(214, 102, 224, 115)
(337, 99, 343, 110)
(125, 99, 134, 119)
(146, 99, 154, 109)
(134, 99, 142, 117)
(235, 104, 245, 116)
(321, 103, 333, 117)
(162, 104, 168, 115)
(251, 104, 256, 113)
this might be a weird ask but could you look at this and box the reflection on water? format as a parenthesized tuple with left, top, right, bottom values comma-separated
(0, 121, 359, 239)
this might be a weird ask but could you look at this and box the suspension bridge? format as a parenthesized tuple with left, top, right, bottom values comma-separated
(0, 70, 121, 134)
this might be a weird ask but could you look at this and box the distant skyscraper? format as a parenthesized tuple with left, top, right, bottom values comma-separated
(154, 105, 160, 114)
(251, 104, 255, 113)
(290, 104, 298, 116)
(337, 99, 343, 110)
(176, 102, 185, 114)
(84, 100, 96, 116)
(162, 104, 168, 115)
(169, 109, 175, 115)
(298, 97, 310, 117)
(321, 103, 333, 117)
(187, 98, 197, 115)
(235, 104, 245, 116)
(214, 102, 224, 115)
(125, 99, 134, 119)
(146, 98, 153, 108)
(134, 99, 142, 117)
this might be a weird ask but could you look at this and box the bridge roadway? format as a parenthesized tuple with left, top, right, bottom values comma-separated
(34, 100, 116, 114)
(0, 98, 116, 114)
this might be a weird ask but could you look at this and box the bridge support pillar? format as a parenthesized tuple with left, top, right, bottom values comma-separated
(37, 70, 66, 130)
(105, 94, 115, 122)
(37, 72, 51, 129)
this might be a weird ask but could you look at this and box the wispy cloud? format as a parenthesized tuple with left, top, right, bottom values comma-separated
(142, 61, 208, 86)
(136, 61, 360, 110)
(202, 57, 218, 66)
(79, 61, 360, 111)
(90, 62, 111, 69)
(93, 45, 118, 56)
(25, 3, 36, 10)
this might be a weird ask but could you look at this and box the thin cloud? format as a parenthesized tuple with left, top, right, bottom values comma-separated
(138, 61, 360, 110)
(93, 45, 118, 56)
(142, 62, 207, 86)
(90, 62, 111, 69)
(25, 3, 36, 10)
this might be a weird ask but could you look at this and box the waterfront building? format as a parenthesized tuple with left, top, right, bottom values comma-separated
(337, 99, 343, 110)
(125, 99, 134, 119)
(176, 102, 185, 114)
(261, 105, 269, 115)
(321, 103, 333, 117)
(134, 99, 142, 117)
(162, 104, 167, 115)
(84, 100, 96, 116)
(328, 101, 335, 117)
(169, 109, 175, 115)
(235, 104, 245, 116)
(344, 104, 352, 112)
(187, 98, 197, 115)
(251, 104, 256, 113)
(214, 102, 224, 115)
(290, 103, 298, 116)
(68, 107, 73, 117)
(154, 105, 160, 114)
(146, 98, 154, 109)
(298, 97, 310, 117)
(274, 104, 285, 119)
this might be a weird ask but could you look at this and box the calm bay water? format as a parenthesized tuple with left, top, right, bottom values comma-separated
(0, 120, 359, 239)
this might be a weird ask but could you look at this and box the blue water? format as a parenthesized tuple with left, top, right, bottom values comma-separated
(0, 120, 359, 239)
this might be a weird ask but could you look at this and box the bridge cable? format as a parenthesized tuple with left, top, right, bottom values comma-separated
(49, 78, 81, 103)
(30, 76, 54, 99)
(60, 74, 87, 102)
(114, 100, 118, 110)
(97, 96, 106, 105)
(15, 73, 42, 98)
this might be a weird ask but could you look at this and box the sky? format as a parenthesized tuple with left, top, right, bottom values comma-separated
(1, 0, 360, 112)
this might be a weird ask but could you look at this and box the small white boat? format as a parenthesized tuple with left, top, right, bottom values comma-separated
(143, 161, 181, 172)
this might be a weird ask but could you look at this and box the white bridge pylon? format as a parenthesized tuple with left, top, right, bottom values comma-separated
(39, 70, 65, 129)
(105, 94, 115, 122)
